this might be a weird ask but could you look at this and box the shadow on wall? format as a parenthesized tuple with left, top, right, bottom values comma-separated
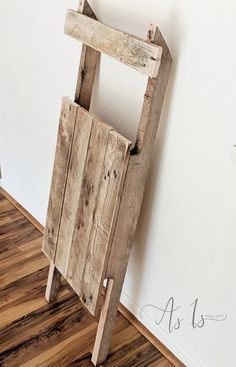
(90, 0, 183, 300)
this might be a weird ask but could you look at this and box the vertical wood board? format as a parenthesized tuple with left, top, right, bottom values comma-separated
(80, 129, 131, 313)
(64, 115, 131, 315)
(55, 108, 93, 277)
(42, 98, 78, 260)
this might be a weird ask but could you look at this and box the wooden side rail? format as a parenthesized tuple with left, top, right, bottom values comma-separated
(65, 9, 163, 78)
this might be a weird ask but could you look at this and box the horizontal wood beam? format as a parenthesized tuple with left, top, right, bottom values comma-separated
(64, 9, 163, 78)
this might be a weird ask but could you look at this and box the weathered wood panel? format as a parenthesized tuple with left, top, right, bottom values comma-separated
(81, 130, 131, 313)
(55, 108, 93, 277)
(42, 97, 78, 260)
(64, 116, 131, 315)
(91, 25, 172, 365)
(65, 10, 162, 78)
(66, 117, 112, 313)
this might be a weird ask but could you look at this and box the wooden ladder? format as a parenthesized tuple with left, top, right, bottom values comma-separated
(43, 1, 172, 365)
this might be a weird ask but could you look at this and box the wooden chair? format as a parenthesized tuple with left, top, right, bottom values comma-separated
(43, 1, 172, 365)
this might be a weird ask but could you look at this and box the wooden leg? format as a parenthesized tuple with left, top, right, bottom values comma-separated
(92, 279, 120, 366)
(45, 262, 61, 302)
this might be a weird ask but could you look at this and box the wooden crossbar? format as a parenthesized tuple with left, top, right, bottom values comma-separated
(65, 9, 163, 78)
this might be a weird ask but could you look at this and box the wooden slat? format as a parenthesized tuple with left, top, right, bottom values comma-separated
(81, 129, 131, 313)
(65, 10, 163, 78)
(45, 262, 62, 302)
(66, 117, 112, 314)
(78, 0, 97, 18)
(63, 115, 131, 315)
(42, 97, 78, 260)
(91, 25, 173, 365)
(55, 107, 93, 276)
(75, 1, 100, 108)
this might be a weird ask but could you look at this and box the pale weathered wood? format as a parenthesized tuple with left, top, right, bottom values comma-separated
(80, 129, 131, 314)
(44, 4, 172, 364)
(65, 10, 163, 78)
(66, 117, 112, 313)
(45, 262, 61, 302)
(55, 107, 93, 277)
(135, 24, 173, 153)
(75, 0, 100, 109)
(75, 44, 100, 109)
(42, 98, 78, 260)
(91, 25, 172, 365)
(91, 278, 114, 365)
(65, 117, 131, 315)
(44, 0, 100, 306)
(78, 0, 96, 17)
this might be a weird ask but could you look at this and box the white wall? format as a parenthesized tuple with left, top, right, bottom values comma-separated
(0, 1, 236, 366)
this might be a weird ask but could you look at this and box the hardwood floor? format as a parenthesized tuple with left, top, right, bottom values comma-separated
(0, 191, 174, 367)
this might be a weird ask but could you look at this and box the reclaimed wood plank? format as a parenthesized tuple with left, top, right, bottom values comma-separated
(81, 129, 131, 313)
(55, 107, 93, 277)
(66, 117, 112, 314)
(43, 97, 78, 260)
(78, 0, 96, 17)
(91, 25, 172, 365)
(75, 0, 100, 109)
(45, 262, 62, 302)
(65, 10, 162, 78)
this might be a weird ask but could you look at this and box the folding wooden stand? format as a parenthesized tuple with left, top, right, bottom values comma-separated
(43, 1, 172, 365)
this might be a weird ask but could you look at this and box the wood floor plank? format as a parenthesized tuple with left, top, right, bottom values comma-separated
(0, 295, 93, 366)
(0, 237, 42, 271)
(0, 192, 176, 367)
(148, 358, 175, 367)
(0, 251, 48, 289)
(0, 202, 22, 226)
(0, 219, 41, 248)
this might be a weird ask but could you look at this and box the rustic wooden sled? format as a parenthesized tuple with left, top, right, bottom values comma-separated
(43, 1, 172, 365)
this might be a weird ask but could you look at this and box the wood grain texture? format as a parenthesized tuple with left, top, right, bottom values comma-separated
(78, 0, 97, 18)
(91, 25, 173, 365)
(0, 192, 175, 367)
(75, 0, 100, 109)
(81, 129, 131, 314)
(0, 187, 43, 233)
(45, 262, 62, 302)
(55, 107, 93, 276)
(65, 115, 131, 315)
(65, 10, 162, 78)
(43, 97, 78, 260)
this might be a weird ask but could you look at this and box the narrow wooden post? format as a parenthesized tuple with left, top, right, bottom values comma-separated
(74, 0, 100, 109)
(45, 0, 99, 303)
(92, 279, 114, 365)
(45, 262, 61, 302)
(91, 25, 172, 365)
